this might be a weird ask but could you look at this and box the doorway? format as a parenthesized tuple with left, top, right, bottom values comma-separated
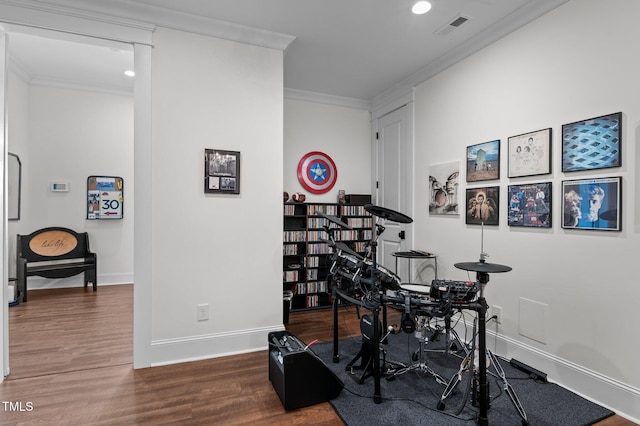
(3, 25, 135, 379)
(373, 103, 414, 282)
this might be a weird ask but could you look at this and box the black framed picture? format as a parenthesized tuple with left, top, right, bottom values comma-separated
(562, 176, 621, 231)
(466, 140, 500, 182)
(508, 182, 552, 228)
(507, 128, 552, 178)
(561, 112, 621, 172)
(205, 149, 240, 194)
(465, 186, 499, 225)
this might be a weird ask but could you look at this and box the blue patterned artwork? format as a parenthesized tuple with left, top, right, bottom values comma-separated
(562, 112, 621, 172)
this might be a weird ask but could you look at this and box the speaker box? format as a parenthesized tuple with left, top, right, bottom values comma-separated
(268, 331, 343, 410)
(345, 194, 372, 205)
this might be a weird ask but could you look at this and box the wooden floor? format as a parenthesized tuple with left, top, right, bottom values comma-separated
(0, 284, 635, 425)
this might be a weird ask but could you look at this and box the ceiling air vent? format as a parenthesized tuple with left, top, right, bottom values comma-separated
(435, 14, 471, 36)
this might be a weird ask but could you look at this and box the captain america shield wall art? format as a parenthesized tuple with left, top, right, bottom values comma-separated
(297, 151, 338, 194)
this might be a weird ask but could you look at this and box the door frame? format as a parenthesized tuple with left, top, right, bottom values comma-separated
(370, 89, 415, 257)
(1, 27, 8, 378)
(0, 8, 154, 381)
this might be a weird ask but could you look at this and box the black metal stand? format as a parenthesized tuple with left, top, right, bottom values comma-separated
(476, 272, 490, 426)
(368, 239, 383, 403)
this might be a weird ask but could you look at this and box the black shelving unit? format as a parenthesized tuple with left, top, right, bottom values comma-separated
(283, 202, 373, 313)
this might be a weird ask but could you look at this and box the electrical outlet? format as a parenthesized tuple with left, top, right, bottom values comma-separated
(197, 304, 209, 321)
(492, 305, 502, 324)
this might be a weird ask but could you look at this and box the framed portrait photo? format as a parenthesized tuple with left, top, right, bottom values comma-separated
(205, 149, 240, 194)
(465, 186, 499, 226)
(562, 176, 621, 231)
(466, 140, 500, 182)
(507, 182, 552, 228)
(508, 128, 551, 178)
(562, 112, 621, 172)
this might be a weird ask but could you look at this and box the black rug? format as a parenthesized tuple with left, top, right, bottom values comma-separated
(310, 333, 614, 426)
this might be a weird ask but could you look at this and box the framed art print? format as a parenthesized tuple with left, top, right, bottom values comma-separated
(87, 176, 123, 219)
(562, 112, 621, 172)
(466, 140, 500, 182)
(465, 186, 499, 225)
(205, 149, 240, 194)
(508, 182, 551, 228)
(429, 161, 460, 215)
(508, 128, 552, 178)
(562, 176, 621, 231)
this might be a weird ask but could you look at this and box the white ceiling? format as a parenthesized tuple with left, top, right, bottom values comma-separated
(6, 0, 567, 102)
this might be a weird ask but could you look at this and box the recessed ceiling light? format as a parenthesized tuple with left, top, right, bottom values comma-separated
(124, 70, 135, 77)
(412, 1, 432, 15)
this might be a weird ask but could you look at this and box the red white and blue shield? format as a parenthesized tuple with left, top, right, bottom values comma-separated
(297, 151, 338, 194)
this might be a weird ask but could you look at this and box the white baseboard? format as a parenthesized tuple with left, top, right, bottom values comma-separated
(486, 329, 640, 424)
(149, 324, 285, 366)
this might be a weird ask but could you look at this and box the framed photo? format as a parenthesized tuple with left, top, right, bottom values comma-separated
(87, 176, 123, 220)
(205, 149, 240, 194)
(562, 112, 621, 172)
(429, 161, 460, 215)
(508, 128, 552, 178)
(508, 182, 552, 228)
(466, 140, 500, 182)
(562, 176, 621, 231)
(465, 186, 499, 226)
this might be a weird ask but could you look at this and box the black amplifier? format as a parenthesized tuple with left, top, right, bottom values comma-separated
(430, 279, 478, 302)
(268, 331, 343, 410)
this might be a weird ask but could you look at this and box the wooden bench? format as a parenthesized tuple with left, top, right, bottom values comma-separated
(16, 227, 97, 302)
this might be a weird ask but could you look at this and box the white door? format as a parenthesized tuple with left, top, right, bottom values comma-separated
(1, 27, 8, 379)
(375, 105, 413, 281)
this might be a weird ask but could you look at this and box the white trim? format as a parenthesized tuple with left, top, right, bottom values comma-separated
(28, 75, 133, 96)
(0, 0, 296, 53)
(370, 0, 569, 112)
(485, 328, 640, 423)
(133, 42, 152, 369)
(150, 325, 284, 367)
(284, 88, 370, 111)
(370, 86, 414, 120)
(0, 0, 155, 45)
(1, 28, 8, 380)
(119, 2, 295, 52)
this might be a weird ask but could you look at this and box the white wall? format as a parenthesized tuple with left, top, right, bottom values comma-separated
(284, 99, 371, 203)
(148, 27, 284, 363)
(413, 0, 640, 420)
(7, 73, 134, 286)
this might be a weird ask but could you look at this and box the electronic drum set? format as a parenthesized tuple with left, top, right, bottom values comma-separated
(319, 204, 528, 426)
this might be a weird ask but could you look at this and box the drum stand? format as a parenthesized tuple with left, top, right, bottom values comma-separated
(424, 308, 470, 358)
(437, 274, 529, 426)
(345, 323, 405, 384)
(386, 315, 447, 385)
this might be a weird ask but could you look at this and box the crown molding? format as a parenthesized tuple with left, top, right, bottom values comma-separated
(0, 0, 295, 52)
(370, 0, 569, 113)
(0, 0, 155, 45)
(7, 55, 32, 83)
(29, 75, 133, 97)
(285, 88, 370, 111)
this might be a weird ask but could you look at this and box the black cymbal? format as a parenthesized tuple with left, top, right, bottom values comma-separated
(364, 204, 413, 224)
(454, 261, 512, 273)
(315, 211, 352, 229)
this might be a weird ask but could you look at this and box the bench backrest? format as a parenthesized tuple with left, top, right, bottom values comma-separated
(17, 227, 92, 262)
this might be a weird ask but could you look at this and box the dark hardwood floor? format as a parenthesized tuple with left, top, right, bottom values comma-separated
(0, 285, 635, 425)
